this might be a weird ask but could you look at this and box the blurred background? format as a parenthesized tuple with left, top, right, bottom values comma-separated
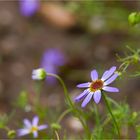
(0, 0, 140, 138)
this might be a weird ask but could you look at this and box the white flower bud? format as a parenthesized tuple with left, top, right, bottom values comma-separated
(32, 68, 47, 80)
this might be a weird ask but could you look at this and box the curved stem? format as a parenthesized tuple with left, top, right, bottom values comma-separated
(47, 73, 74, 107)
(47, 73, 91, 138)
(57, 109, 72, 123)
(102, 93, 120, 138)
(55, 130, 60, 140)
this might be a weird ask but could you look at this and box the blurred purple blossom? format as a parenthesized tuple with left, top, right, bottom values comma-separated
(41, 48, 66, 84)
(19, 0, 39, 17)
(17, 116, 48, 138)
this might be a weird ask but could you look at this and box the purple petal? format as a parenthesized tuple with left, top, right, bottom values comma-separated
(102, 86, 119, 92)
(40, 49, 66, 85)
(23, 119, 31, 128)
(38, 125, 48, 130)
(104, 73, 118, 86)
(93, 90, 101, 104)
(74, 89, 89, 102)
(33, 131, 38, 138)
(19, 0, 38, 17)
(81, 93, 93, 108)
(17, 128, 30, 136)
(19, 0, 39, 17)
(101, 66, 116, 81)
(91, 70, 98, 81)
(77, 82, 91, 88)
(32, 116, 39, 126)
(102, 70, 109, 78)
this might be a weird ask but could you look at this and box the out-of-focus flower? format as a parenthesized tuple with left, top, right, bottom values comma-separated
(19, 0, 39, 17)
(41, 48, 66, 84)
(17, 116, 48, 138)
(32, 68, 47, 80)
(75, 66, 119, 107)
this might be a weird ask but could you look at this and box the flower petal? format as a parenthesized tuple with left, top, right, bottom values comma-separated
(102, 70, 109, 78)
(33, 131, 38, 138)
(23, 119, 31, 128)
(75, 89, 89, 102)
(102, 86, 119, 92)
(81, 93, 93, 108)
(77, 82, 91, 88)
(104, 73, 118, 86)
(93, 90, 101, 104)
(32, 116, 39, 126)
(20, 0, 39, 17)
(17, 128, 30, 136)
(38, 125, 48, 130)
(101, 66, 116, 81)
(91, 70, 98, 81)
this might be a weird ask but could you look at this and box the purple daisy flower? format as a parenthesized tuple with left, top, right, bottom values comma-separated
(19, 0, 39, 17)
(17, 116, 48, 138)
(75, 66, 119, 108)
(41, 48, 66, 84)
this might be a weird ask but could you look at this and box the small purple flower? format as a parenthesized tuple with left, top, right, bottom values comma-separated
(17, 116, 48, 138)
(41, 48, 66, 84)
(19, 0, 39, 17)
(75, 66, 119, 107)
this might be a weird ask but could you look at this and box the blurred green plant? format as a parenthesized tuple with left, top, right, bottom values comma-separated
(128, 12, 140, 26)
(117, 46, 140, 77)
(15, 91, 28, 109)
(0, 114, 9, 129)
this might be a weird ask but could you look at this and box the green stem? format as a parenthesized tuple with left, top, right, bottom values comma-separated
(55, 130, 60, 140)
(34, 81, 42, 107)
(47, 73, 73, 108)
(94, 104, 100, 126)
(93, 104, 102, 139)
(102, 93, 120, 138)
(57, 109, 72, 123)
(47, 73, 91, 138)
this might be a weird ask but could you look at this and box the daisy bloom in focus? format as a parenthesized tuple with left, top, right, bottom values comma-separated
(75, 66, 119, 108)
(17, 116, 48, 138)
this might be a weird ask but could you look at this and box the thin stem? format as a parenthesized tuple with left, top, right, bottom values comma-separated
(47, 73, 74, 108)
(34, 81, 42, 107)
(102, 93, 120, 138)
(57, 109, 72, 123)
(94, 104, 100, 126)
(47, 73, 91, 138)
(55, 130, 60, 140)
(93, 104, 102, 139)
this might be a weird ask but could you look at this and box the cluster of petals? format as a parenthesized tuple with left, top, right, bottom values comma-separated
(17, 116, 48, 138)
(75, 66, 119, 107)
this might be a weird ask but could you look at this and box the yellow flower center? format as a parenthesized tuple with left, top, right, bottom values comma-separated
(90, 80, 103, 92)
(30, 126, 38, 132)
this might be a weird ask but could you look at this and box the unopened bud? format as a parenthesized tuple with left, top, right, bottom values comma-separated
(128, 12, 140, 26)
(32, 68, 47, 80)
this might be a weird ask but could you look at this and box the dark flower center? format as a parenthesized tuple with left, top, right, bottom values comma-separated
(90, 80, 103, 92)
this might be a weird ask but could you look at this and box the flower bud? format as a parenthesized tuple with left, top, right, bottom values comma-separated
(128, 12, 140, 26)
(8, 130, 16, 139)
(51, 123, 61, 130)
(32, 68, 47, 80)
